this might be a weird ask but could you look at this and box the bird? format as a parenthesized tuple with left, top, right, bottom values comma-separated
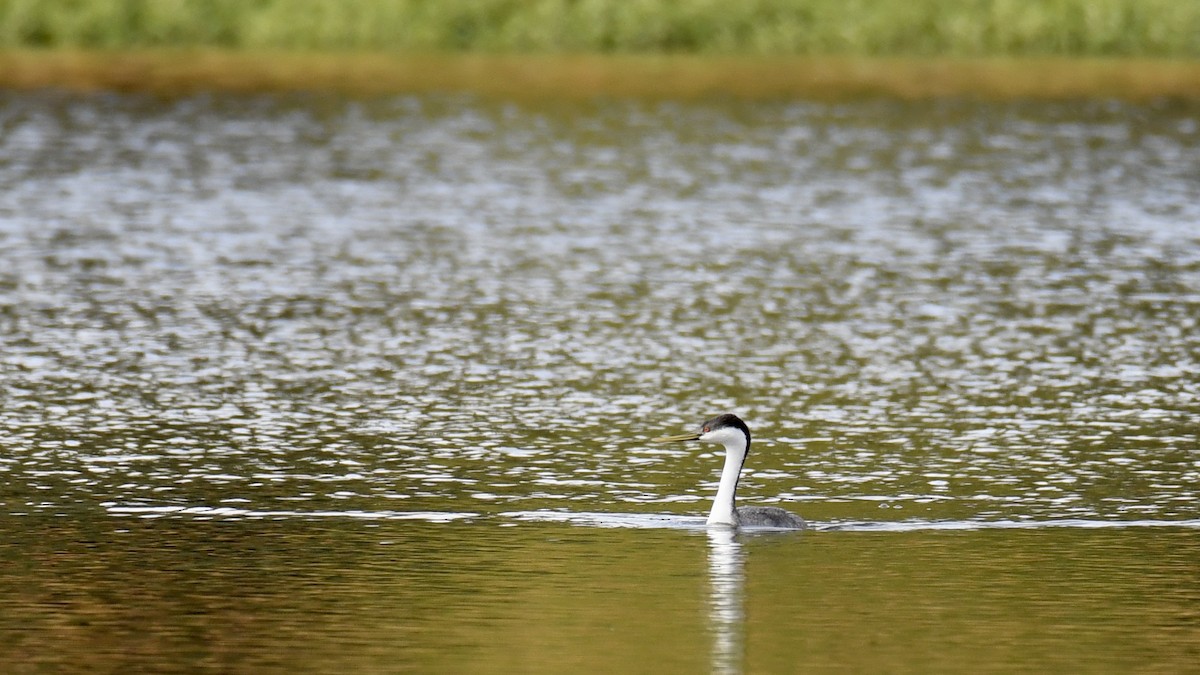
(653, 413, 805, 530)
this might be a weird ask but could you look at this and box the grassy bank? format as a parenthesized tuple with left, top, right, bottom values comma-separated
(2, 0, 1200, 57)
(4, 51, 1200, 101)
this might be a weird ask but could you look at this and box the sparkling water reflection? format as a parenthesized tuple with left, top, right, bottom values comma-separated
(1, 93, 1196, 528)
(0, 90, 1198, 671)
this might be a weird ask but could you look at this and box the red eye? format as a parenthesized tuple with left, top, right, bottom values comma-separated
(703, 427, 710, 433)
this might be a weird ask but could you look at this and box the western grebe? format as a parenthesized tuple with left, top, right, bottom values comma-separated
(654, 413, 806, 530)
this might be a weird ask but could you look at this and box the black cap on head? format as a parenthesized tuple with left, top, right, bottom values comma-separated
(701, 413, 751, 448)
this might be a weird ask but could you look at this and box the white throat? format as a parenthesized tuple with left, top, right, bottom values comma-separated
(707, 438, 747, 526)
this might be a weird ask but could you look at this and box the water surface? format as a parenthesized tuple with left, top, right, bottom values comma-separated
(0, 91, 1197, 672)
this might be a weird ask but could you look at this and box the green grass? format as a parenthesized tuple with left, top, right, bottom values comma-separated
(2, 0, 1199, 57)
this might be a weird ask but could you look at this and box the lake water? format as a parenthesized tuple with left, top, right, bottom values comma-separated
(1, 90, 1198, 672)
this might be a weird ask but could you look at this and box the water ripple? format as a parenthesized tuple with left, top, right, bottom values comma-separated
(1, 93, 1197, 527)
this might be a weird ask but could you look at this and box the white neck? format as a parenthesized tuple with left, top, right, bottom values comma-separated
(707, 439, 747, 526)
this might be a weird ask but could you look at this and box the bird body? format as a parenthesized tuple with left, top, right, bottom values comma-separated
(654, 414, 805, 530)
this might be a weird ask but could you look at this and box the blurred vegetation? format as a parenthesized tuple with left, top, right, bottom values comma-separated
(1, 0, 1198, 57)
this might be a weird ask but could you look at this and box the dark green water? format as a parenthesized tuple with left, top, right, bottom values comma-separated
(0, 91, 1197, 672)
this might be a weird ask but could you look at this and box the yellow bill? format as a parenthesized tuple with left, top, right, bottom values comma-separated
(651, 432, 702, 443)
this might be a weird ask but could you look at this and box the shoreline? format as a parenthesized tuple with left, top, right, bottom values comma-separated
(3, 51, 1199, 101)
